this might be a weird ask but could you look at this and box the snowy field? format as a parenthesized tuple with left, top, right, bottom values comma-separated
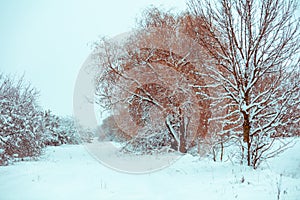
(0, 139, 299, 200)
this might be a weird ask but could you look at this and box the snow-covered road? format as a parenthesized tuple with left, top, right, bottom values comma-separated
(0, 140, 299, 200)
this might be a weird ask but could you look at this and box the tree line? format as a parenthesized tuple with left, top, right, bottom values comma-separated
(0, 73, 93, 165)
(94, 0, 299, 169)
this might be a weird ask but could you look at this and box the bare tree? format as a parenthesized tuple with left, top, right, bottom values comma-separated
(188, 0, 300, 168)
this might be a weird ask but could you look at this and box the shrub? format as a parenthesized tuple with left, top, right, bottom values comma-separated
(0, 74, 43, 165)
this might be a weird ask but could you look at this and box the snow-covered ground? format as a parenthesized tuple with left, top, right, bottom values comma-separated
(0, 139, 299, 200)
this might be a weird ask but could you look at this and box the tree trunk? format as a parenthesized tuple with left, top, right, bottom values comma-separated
(242, 112, 251, 166)
(179, 107, 190, 153)
(179, 122, 187, 153)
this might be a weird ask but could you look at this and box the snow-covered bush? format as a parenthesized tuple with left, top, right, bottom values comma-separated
(0, 74, 43, 165)
(121, 129, 173, 154)
(0, 73, 95, 166)
(97, 116, 174, 154)
(55, 116, 81, 145)
(42, 110, 93, 146)
(42, 110, 60, 146)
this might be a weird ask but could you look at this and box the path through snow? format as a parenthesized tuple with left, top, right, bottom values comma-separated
(0, 139, 299, 200)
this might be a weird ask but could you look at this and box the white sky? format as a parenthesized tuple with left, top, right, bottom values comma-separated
(0, 0, 186, 116)
(1, 1, 298, 117)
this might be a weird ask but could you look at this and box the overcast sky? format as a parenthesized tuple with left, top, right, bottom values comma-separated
(1, 1, 299, 117)
(0, 0, 186, 116)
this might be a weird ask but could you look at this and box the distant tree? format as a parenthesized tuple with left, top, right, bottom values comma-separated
(97, 116, 129, 142)
(42, 110, 60, 146)
(56, 116, 81, 145)
(188, 0, 300, 168)
(42, 111, 92, 146)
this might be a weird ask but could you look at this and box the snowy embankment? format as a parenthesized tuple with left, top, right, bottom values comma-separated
(0, 139, 299, 200)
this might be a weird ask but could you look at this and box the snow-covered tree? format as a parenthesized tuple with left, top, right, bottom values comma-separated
(188, 0, 300, 168)
(42, 111, 92, 146)
(0, 73, 94, 165)
(42, 110, 60, 146)
(0, 74, 43, 165)
(93, 8, 215, 153)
